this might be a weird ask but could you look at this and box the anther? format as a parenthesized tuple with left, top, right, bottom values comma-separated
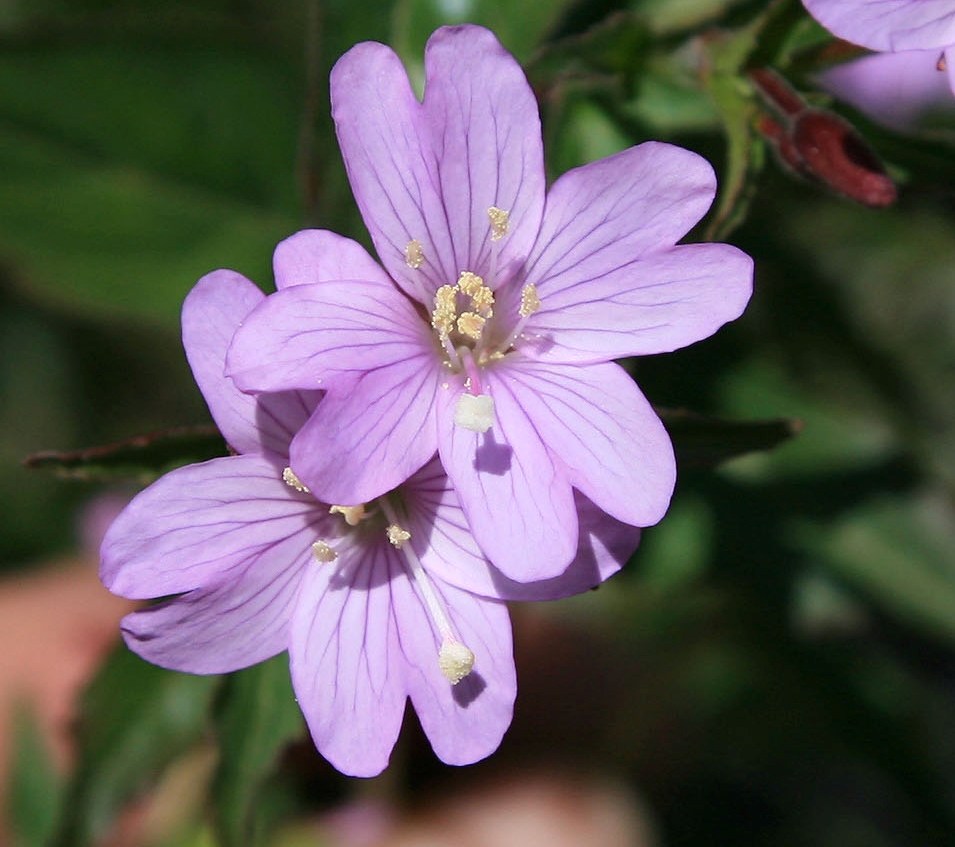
(439, 638, 475, 684)
(487, 206, 510, 241)
(404, 239, 425, 269)
(456, 311, 486, 340)
(311, 540, 337, 563)
(454, 393, 494, 433)
(282, 467, 310, 493)
(431, 284, 458, 337)
(329, 504, 367, 526)
(519, 283, 541, 317)
(386, 523, 411, 548)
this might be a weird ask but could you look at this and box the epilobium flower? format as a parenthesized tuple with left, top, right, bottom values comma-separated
(227, 25, 752, 581)
(803, 0, 955, 97)
(101, 270, 640, 777)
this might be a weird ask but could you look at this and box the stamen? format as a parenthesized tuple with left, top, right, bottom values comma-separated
(456, 311, 486, 340)
(282, 467, 310, 493)
(329, 504, 367, 526)
(379, 498, 475, 686)
(386, 524, 411, 548)
(431, 284, 458, 337)
(487, 206, 510, 241)
(311, 540, 337, 563)
(439, 638, 475, 685)
(519, 283, 541, 317)
(404, 239, 425, 269)
(454, 393, 494, 433)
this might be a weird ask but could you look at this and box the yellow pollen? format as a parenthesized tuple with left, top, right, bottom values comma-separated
(404, 239, 424, 269)
(469, 285, 494, 317)
(431, 284, 458, 336)
(311, 540, 337, 563)
(329, 504, 367, 526)
(282, 467, 310, 493)
(439, 638, 475, 684)
(456, 311, 486, 340)
(487, 206, 510, 241)
(457, 271, 484, 297)
(519, 283, 541, 318)
(386, 523, 411, 548)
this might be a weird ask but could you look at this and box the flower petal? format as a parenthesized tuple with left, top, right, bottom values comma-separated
(183, 271, 320, 454)
(273, 229, 393, 289)
(290, 544, 407, 777)
(331, 25, 545, 303)
(290, 356, 441, 504)
(802, 0, 955, 52)
(522, 143, 717, 308)
(100, 454, 325, 600)
(521, 243, 753, 364)
(501, 359, 675, 528)
(402, 461, 638, 600)
(226, 280, 431, 394)
(119, 530, 307, 674)
(395, 574, 515, 767)
(436, 372, 578, 582)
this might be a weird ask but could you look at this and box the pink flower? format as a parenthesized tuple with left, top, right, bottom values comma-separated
(804, 0, 955, 96)
(227, 25, 752, 581)
(100, 271, 639, 777)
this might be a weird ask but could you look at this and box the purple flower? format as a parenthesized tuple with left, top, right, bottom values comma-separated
(100, 270, 640, 777)
(803, 0, 955, 96)
(226, 25, 752, 582)
(818, 50, 955, 130)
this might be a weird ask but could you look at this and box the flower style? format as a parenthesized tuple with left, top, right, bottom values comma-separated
(803, 0, 955, 97)
(100, 270, 641, 777)
(227, 25, 753, 581)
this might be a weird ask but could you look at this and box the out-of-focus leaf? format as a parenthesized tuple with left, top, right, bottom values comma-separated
(800, 494, 955, 644)
(212, 655, 304, 847)
(658, 407, 802, 468)
(51, 644, 220, 847)
(25, 425, 226, 483)
(8, 706, 61, 847)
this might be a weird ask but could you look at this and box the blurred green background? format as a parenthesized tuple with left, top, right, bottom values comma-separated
(3, 0, 955, 845)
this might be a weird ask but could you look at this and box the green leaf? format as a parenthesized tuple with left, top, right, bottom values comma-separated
(24, 424, 227, 483)
(800, 493, 955, 644)
(211, 656, 304, 847)
(7, 705, 61, 847)
(51, 645, 220, 847)
(658, 407, 802, 468)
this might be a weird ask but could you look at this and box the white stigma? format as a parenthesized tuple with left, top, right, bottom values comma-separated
(329, 504, 367, 526)
(311, 540, 337, 563)
(282, 467, 310, 493)
(438, 638, 475, 685)
(386, 523, 411, 548)
(454, 393, 494, 433)
(379, 498, 475, 686)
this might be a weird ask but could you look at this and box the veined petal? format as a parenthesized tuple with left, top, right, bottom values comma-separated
(522, 143, 717, 307)
(226, 280, 431, 394)
(331, 25, 544, 302)
(436, 372, 577, 582)
(120, 527, 309, 674)
(100, 454, 324, 599)
(273, 229, 393, 289)
(402, 461, 637, 600)
(289, 357, 440, 504)
(182, 271, 320, 454)
(521, 243, 753, 364)
(803, 0, 955, 52)
(501, 360, 675, 528)
(290, 543, 407, 778)
(396, 575, 515, 767)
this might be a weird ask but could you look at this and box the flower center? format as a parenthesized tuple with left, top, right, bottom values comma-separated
(413, 206, 543, 434)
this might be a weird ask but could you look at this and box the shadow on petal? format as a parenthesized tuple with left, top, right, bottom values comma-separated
(474, 432, 512, 475)
(453, 669, 487, 707)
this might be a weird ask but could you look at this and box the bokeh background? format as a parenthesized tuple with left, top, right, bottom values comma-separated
(3, 0, 955, 844)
